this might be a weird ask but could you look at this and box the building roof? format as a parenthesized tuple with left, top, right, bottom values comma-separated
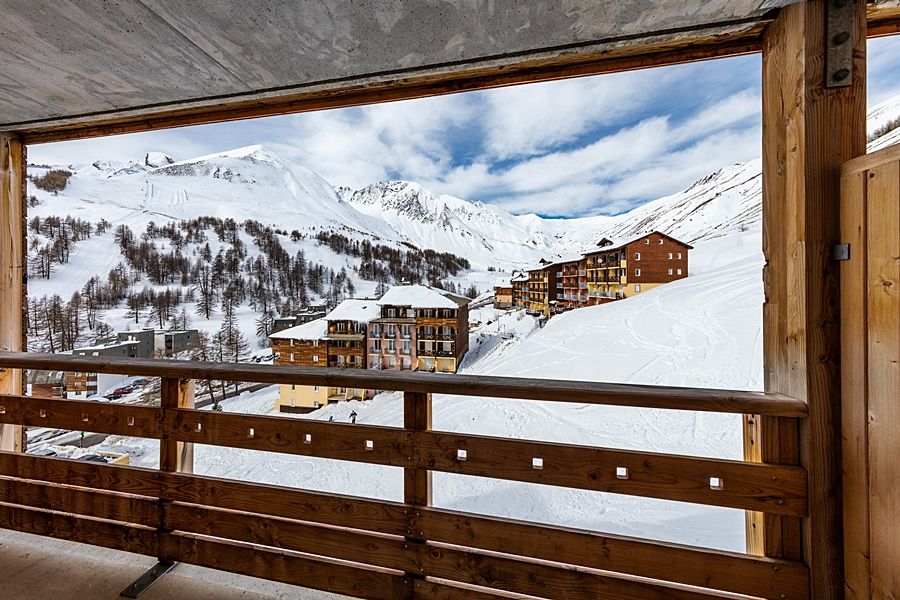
(326, 298, 383, 322)
(73, 340, 140, 353)
(584, 231, 694, 254)
(378, 285, 468, 309)
(268, 318, 328, 341)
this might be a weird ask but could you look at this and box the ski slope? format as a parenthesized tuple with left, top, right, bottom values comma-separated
(91, 233, 762, 552)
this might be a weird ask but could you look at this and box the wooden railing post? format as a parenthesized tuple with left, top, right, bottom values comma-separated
(158, 377, 194, 564)
(403, 391, 432, 599)
(160, 377, 195, 473)
(758, 1, 867, 596)
(0, 135, 26, 454)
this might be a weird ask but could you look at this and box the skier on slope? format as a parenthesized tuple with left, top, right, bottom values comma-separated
(349, 410, 358, 424)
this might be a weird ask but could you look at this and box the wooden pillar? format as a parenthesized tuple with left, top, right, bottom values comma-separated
(754, 0, 867, 597)
(403, 390, 432, 599)
(159, 377, 195, 473)
(0, 135, 26, 453)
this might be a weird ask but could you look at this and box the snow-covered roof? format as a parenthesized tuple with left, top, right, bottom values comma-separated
(549, 253, 584, 265)
(269, 318, 328, 340)
(378, 285, 469, 309)
(74, 340, 139, 352)
(326, 298, 382, 322)
(586, 231, 693, 253)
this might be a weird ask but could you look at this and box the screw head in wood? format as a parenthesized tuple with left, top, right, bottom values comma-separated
(832, 68, 850, 82)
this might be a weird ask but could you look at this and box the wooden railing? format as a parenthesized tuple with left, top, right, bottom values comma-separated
(0, 351, 810, 599)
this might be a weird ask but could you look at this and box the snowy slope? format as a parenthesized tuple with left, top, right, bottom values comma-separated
(87, 234, 760, 552)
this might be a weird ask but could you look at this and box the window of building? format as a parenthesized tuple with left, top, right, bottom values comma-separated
(312, 355, 318, 362)
(668, 252, 673, 259)
(314, 386, 319, 392)
(373, 339, 381, 351)
(668, 268, 673, 275)
(291, 384, 295, 390)
(645, 238, 650, 244)
(635, 268, 641, 276)
(635, 284, 642, 292)
(677, 268, 683, 275)
(388, 340, 396, 351)
(290, 353, 295, 362)
(659, 238, 664, 244)
(634, 252, 641, 260)
(312, 340, 318, 347)
(677, 252, 682, 259)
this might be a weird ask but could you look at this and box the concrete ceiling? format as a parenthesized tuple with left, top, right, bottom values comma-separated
(0, 0, 803, 134)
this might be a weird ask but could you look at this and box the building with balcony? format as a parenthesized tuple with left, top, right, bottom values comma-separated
(510, 271, 529, 309)
(554, 255, 588, 311)
(525, 259, 557, 317)
(493, 281, 513, 309)
(269, 299, 380, 412)
(584, 232, 692, 302)
(376, 285, 470, 373)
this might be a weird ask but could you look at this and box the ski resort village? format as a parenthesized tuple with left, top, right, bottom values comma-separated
(2, 3, 900, 600)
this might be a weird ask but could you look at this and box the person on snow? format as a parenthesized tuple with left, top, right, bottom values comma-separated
(349, 410, 358, 424)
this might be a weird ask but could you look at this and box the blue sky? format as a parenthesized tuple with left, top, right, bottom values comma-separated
(31, 36, 900, 218)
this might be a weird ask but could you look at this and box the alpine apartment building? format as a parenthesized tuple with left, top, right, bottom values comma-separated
(503, 231, 692, 315)
(270, 299, 380, 412)
(271, 286, 471, 412)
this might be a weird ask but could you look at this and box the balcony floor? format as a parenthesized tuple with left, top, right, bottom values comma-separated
(0, 529, 348, 600)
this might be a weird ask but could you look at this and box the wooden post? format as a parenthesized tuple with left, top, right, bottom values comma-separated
(160, 377, 195, 473)
(0, 135, 26, 453)
(403, 390, 432, 599)
(753, 0, 867, 596)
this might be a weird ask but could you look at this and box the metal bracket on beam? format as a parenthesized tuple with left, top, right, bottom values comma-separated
(832, 243, 851, 261)
(825, 0, 856, 88)
(119, 561, 177, 598)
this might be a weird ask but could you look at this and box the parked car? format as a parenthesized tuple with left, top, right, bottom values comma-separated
(78, 454, 108, 463)
(104, 393, 122, 400)
(113, 386, 134, 395)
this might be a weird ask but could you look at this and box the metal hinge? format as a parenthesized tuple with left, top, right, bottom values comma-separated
(832, 243, 851, 261)
(825, 0, 855, 88)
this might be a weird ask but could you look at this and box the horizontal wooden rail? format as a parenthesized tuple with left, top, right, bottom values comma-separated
(418, 430, 808, 516)
(0, 396, 807, 514)
(0, 452, 809, 599)
(0, 351, 807, 416)
(0, 395, 162, 438)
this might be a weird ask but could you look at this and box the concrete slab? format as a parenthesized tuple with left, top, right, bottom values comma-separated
(0, 529, 349, 600)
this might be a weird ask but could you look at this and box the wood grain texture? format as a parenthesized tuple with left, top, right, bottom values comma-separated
(159, 377, 194, 473)
(0, 501, 158, 555)
(419, 430, 807, 515)
(865, 159, 900, 598)
(0, 476, 158, 527)
(0, 394, 163, 437)
(0, 351, 809, 416)
(760, 2, 867, 597)
(0, 136, 25, 453)
(167, 534, 410, 600)
(167, 503, 746, 600)
(166, 407, 412, 467)
(840, 167, 870, 600)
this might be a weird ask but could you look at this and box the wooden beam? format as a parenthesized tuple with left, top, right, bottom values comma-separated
(0, 451, 809, 599)
(0, 352, 809, 416)
(758, 1, 867, 597)
(419, 430, 808, 515)
(0, 136, 25, 454)
(404, 390, 432, 599)
(0, 394, 163, 438)
(159, 377, 194, 474)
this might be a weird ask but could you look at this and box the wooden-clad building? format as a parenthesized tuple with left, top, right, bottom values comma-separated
(493, 281, 513, 309)
(555, 255, 588, 311)
(526, 258, 556, 317)
(584, 232, 692, 302)
(269, 299, 380, 411)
